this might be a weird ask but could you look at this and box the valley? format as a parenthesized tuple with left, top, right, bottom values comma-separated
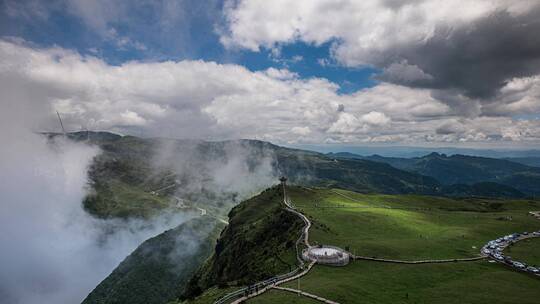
(48, 132, 540, 304)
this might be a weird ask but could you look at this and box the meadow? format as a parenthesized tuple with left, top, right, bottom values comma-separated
(250, 187, 540, 303)
(505, 237, 540, 267)
(287, 187, 540, 260)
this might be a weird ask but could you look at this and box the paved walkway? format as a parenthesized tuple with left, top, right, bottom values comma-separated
(215, 186, 489, 304)
(215, 184, 329, 304)
(273, 286, 340, 304)
(283, 193, 312, 248)
(227, 261, 316, 304)
(352, 255, 485, 264)
(483, 233, 540, 278)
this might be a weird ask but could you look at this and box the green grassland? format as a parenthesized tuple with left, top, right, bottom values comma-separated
(288, 187, 540, 260)
(505, 237, 540, 267)
(249, 186, 540, 303)
(253, 260, 540, 304)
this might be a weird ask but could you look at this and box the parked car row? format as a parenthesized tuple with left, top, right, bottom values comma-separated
(481, 231, 540, 276)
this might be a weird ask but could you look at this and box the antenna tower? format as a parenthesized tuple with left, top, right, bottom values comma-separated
(56, 111, 66, 136)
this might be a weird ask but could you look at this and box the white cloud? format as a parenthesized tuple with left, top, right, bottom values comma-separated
(1, 39, 539, 145)
(380, 60, 433, 84)
(264, 67, 298, 80)
(327, 111, 390, 134)
(291, 55, 303, 62)
(220, 0, 535, 66)
(292, 126, 311, 135)
(483, 75, 540, 115)
(118, 110, 147, 126)
(360, 111, 390, 126)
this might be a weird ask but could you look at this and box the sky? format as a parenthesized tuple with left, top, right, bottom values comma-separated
(2, 0, 540, 147)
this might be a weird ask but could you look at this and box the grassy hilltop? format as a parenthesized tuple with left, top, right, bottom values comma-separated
(181, 186, 302, 301)
(505, 237, 540, 267)
(253, 187, 540, 303)
(79, 180, 540, 304)
(182, 186, 540, 304)
(287, 187, 540, 260)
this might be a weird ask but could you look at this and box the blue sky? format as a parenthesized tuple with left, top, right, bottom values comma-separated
(0, 0, 377, 94)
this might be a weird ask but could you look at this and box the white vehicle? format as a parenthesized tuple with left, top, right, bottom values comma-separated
(512, 261, 525, 269)
(482, 249, 491, 255)
(526, 266, 539, 274)
(494, 255, 504, 261)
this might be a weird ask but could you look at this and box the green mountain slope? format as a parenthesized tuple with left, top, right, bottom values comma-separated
(82, 216, 225, 304)
(49, 132, 448, 219)
(276, 146, 439, 194)
(333, 152, 540, 195)
(505, 157, 540, 168)
(181, 186, 302, 301)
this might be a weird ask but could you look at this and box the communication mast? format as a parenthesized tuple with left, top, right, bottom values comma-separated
(56, 111, 66, 136)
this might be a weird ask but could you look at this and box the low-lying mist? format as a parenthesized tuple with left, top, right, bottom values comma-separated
(152, 138, 279, 211)
(0, 134, 279, 303)
(0, 132, 193, 303)
(0, 76, 279, 303)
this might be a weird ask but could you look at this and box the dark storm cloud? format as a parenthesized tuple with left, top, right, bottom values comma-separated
(393, 5, 540, 99)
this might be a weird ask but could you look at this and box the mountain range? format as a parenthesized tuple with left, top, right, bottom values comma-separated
(327, 152, 540, 196)
(61, 131, 540, 304)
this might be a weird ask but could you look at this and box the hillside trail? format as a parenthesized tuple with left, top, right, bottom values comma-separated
(215, 184, 338, 304)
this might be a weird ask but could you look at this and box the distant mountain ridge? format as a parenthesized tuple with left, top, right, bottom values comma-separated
(329, 152, 540, 196)
(51, 131, 448, 220)
(505, 157, 540, 168)
(45, 131, 534, 223)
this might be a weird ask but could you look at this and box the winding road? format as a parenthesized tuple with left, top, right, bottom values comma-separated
(482, 232, 540, 277)
(215, 185, 539, 303)
(215, 183, 335, 304)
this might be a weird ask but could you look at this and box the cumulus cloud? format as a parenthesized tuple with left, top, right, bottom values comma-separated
(1, 38, 539, 145)
(483, 76, 540, 116)
(220, 0, 540, 106)
(360, 111, 390, 126)
(328, 111, 390, 134)
(379, 60, 433, 85)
